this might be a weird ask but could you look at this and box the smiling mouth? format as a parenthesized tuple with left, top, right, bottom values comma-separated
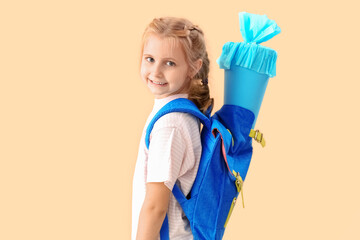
(149, 79, 168, 86)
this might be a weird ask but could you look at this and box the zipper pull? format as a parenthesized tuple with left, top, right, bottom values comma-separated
(224, 197, 237, 228)
(232, 170, 245, 208)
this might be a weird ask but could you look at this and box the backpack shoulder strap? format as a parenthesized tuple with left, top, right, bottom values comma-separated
(145, 98, 211, 149)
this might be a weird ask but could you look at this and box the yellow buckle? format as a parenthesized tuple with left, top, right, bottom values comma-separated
(254, 130, 263, 143)
(249, 129, 266, 147)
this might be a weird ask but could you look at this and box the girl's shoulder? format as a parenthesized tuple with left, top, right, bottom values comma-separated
(152, 111, 200, 133)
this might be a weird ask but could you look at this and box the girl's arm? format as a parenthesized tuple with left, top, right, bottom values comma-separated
(136, 182, 171, 240)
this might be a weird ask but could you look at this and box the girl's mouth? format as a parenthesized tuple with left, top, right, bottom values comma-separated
(149, 79, 168, 86)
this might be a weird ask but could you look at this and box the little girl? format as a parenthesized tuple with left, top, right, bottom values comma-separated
(132, 16, 213, 240)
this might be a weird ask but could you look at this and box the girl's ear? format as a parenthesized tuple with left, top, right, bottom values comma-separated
(189, 58, 203, 78)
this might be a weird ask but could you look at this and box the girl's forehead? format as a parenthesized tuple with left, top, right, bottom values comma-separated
(144, 34, 179, 47)
(143, 34, 185, 59)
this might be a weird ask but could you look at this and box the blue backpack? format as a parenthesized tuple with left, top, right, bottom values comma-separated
(145, 98, 265, 240)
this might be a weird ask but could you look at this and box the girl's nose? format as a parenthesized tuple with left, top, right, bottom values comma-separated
(149, 63, 163, 78)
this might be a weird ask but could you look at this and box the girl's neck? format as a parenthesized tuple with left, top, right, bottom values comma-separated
(154, 93, 188, 102)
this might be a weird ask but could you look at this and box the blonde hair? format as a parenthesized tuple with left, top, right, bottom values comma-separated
(140, 17, 214, 115)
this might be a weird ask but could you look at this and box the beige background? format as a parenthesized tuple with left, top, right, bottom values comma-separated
(1, 0, 359, 239)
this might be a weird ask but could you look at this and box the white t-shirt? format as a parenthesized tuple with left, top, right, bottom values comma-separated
(132, 93, 202, 240)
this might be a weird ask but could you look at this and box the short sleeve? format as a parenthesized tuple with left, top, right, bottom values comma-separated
(147, 127, 186, 190)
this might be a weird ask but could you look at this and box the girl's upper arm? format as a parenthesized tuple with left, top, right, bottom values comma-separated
(143, 182, 171, 212)
(147, 126, 186, 190)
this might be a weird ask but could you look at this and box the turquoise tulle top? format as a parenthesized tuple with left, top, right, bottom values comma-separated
(216, 12, 281, 78)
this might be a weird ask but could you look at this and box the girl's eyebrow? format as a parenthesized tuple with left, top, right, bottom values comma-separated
(143, 54, 176, 61)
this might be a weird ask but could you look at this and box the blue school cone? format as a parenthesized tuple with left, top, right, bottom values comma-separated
(217, 12, 281, 129)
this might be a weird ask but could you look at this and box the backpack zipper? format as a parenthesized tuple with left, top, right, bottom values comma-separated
(224, 197, 237, 228)
(224, 171, 245, 228)
(232, 170, 245, 208)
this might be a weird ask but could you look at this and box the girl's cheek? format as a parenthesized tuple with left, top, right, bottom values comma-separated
(140, 64, 147, 77)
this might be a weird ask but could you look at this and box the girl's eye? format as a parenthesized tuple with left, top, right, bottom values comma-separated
(144, 57, 175, 66)
(166, 61, 176, 66)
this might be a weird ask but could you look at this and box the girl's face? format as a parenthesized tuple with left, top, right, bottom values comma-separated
(141, 34, 191, 99)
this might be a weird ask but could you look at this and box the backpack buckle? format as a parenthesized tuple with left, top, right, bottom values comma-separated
(254, 130, 263, 143)
(249, 129, 266, 147)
